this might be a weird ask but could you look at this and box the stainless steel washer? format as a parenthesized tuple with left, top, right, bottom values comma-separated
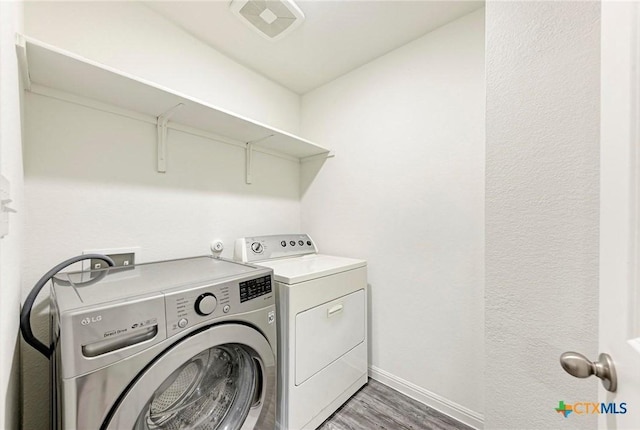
(50, 256, 277, 430)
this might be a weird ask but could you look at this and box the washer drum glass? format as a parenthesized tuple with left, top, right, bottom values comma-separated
(134, 344, 257, 430)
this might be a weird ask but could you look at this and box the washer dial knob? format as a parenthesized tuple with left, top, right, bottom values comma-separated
(251, 242, 264, 254)
(195, 293, 217, 316)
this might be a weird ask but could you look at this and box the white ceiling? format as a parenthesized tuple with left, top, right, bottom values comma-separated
(147, 1, 484, 94)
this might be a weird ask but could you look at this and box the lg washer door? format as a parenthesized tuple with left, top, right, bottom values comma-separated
(103, 324, 275, 430)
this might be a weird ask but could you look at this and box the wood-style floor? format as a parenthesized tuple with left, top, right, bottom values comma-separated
(318, 379, 473, 430)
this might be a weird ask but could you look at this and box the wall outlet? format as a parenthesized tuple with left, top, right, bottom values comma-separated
(90, 252, 135, 271)
(83, 247, 140, 271)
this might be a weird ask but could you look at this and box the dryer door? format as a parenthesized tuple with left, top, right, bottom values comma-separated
(103, 324, 275, 430)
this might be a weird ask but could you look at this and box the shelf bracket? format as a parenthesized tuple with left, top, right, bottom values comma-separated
(300, 151, 336, 163)
(245, 142, 254, 185)
(15, 34, 31, 91)
(156, 103, 184, 173)
(245, 134, 274, 184)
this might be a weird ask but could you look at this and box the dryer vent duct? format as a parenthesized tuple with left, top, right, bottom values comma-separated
(230, 0, 305, 41)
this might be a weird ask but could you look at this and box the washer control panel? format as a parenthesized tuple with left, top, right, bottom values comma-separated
(239, 275, 272, 303)
(234, 234, 317, 262)
(195, 293, 217, 315)
(165, 284, 229, 336)
(164, 272, 274, 337)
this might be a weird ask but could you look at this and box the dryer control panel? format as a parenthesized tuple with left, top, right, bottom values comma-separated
(234, 234, 317, 263)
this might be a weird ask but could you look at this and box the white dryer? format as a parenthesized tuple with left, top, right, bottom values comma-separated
(235, 234, 368, 430)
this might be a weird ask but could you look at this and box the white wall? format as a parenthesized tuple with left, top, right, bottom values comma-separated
(24, 1, 300, 134)
(0, 1, 24, 429)
(22, 2, 302, 428)
(485, 2, 600, 429)
(300, 9, 485, 427)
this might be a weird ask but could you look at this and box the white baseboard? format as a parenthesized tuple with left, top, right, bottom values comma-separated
(368, 365, 484, 430)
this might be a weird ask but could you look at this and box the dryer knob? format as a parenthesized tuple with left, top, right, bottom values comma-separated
(195, 293, 217, 316)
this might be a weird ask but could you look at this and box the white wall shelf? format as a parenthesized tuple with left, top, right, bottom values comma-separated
(15, 35, 331, 181)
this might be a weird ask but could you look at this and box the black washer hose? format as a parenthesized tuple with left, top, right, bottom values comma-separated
(20, 254, 115, 359)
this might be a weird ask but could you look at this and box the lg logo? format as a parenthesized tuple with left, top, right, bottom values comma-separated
(81, 315, 102, 325)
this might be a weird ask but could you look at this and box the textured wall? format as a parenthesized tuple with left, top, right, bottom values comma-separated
(485, 2, 600, 429)
(0, 1, 24, 429)
(300, 10, 485, 427)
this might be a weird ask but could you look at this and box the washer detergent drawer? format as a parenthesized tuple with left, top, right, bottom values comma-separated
(295, 289, 365, 385)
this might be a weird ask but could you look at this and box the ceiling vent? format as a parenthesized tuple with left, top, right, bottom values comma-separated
(230, 0, 305, 41)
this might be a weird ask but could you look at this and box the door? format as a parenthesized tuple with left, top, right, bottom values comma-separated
(599, 2, 640, 428)
(103, 324, 275, 430)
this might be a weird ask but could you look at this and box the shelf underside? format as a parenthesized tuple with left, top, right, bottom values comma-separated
(21, 37, 330, 160)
